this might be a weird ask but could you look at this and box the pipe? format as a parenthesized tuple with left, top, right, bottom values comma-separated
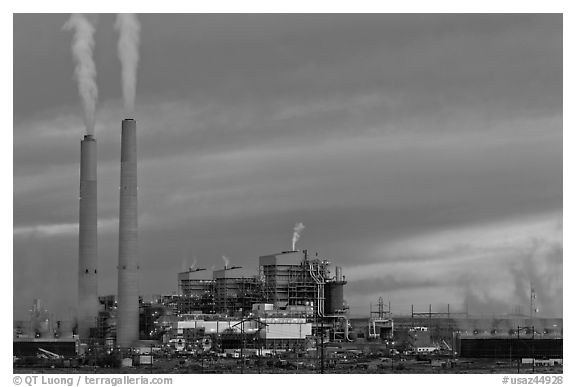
(317, 265, 325, 316)
(321, 315, 352, 342)
(308, 262, 323, 316)
(308, 261, 352, 340)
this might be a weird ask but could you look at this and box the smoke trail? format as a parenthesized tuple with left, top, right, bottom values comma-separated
(189, 257, 197, 271)
(463, 237, 562, 318)
(63, 14, 98, 135)
(115, 14, 140, 117)
(221, 255, 230, 269)
(292, 222, 305, 251)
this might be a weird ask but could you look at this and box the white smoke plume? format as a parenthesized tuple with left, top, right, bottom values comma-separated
(292, 222, 305, 251)
(63, 14, 98, 135)
(115, 14, 140, 117)
(463, 237, 562, 318)
(221, 255, 230, 269)
(189, 257, 198, 271)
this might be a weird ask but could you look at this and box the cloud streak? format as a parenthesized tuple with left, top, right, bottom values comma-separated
(342, 213, 562, 317)
(14, 218, 117, 238)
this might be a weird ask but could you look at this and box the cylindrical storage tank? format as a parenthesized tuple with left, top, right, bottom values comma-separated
(324, 282, 345, 314)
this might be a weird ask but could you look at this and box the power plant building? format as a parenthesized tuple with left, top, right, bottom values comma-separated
(259, 251, 307, 309)
(177, 266, 267, 316)
(259, 250, 347, 316)
(260, 317, 312, 340)
(175, 250, 349, 323)
(457, 337, 563, 359)
(178, 268, 213, 297)
(213, 267, 262, 315)
(177, 269, 215, 314)
(172, 314, 312, 352)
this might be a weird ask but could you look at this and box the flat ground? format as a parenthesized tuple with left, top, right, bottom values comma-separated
(14, 357, 563, 374)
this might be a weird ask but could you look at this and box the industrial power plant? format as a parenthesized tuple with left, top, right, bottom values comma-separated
(13, 238, 564, 373)
(12, 134, 565, 374)
(14, 159, 565, 373)
(13, 14, 563, 374)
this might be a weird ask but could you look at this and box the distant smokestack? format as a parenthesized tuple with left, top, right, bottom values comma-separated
(222, 255, 230, 269)
(336, 266, 342, 282)
(116, 119, 139, 348)
(78, 134, 98, 338)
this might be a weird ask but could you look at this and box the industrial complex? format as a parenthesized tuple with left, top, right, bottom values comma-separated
(13, 15, 563, 374)
(13, 116, 563, 374)
(13, 205, 564, 373)
(12, 117, 563, 374)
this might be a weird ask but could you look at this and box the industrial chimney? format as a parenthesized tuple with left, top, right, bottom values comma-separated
(78, 134, 99, 338)
(116, 119, 139, 348)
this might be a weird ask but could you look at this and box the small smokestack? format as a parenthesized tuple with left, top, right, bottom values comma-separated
(292, 222, 305, 251)
(189, 257, 197, 271)
(78, 134, 98, 338)
(116, 118, 139, 348)
(336, 266, 342, 282)
(222, 255, 230, 269)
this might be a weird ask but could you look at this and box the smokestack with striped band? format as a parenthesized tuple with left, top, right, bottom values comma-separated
(78, 134, 98, 338)
(116, 118, 139, 347)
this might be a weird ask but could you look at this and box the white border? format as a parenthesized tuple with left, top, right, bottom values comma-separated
(6, 3, 572, 387)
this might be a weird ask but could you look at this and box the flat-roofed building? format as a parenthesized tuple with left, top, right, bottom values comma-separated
(213, 267, 263, 316)
(177, 269, 215, 314)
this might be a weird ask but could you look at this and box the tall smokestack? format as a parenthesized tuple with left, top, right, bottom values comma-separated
(78, 134, 98, 338)
(116, 119, 139, 348)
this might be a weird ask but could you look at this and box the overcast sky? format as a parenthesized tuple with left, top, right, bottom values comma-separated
(13, 14, 562, 320)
